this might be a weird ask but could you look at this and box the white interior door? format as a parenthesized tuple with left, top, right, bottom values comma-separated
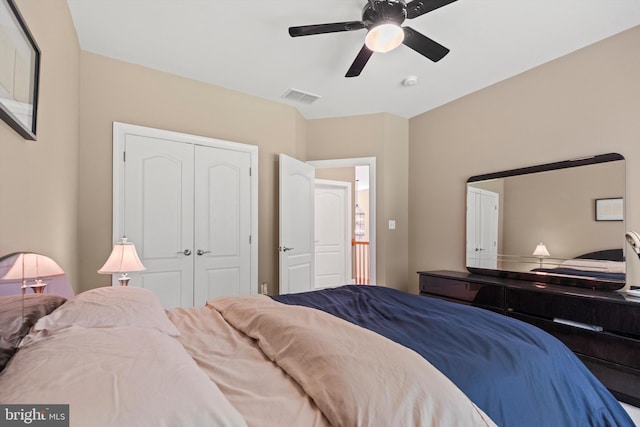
(467, 187, 499, 269)
(478, 190, 499, 269)
(315, 179, 352, 288)
(124, 135, 195, 308)
(193, 145, 252, 305)
(279, 154, 315, 294)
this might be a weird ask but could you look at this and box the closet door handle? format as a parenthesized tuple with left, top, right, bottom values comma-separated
(197, 249, 211, 256)
(178, 249, 192, 256)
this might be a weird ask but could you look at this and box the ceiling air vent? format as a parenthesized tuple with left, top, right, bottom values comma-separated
(282, 88, 321, 105)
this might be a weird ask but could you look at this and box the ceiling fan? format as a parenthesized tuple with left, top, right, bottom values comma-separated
(288, 0, 459, 77)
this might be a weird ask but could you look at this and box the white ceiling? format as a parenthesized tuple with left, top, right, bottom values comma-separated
(66, 0, 640, 120)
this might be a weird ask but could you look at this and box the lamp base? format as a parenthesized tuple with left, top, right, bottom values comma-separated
(30, 284, 47, 293)
(117, 276, 130, 286)
(29, 279, 47, 294)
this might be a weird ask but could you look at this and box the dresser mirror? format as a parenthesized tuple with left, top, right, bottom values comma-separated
(466, 153, 626, 290)
(0, 252, 74, 299)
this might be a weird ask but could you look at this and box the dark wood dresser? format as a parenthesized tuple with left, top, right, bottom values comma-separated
(418, 270, 640, 406)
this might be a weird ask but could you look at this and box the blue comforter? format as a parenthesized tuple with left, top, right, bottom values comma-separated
(273, 285, 633, 427)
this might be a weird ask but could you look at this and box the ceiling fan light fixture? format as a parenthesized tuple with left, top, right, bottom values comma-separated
(365, 23, 404, 53)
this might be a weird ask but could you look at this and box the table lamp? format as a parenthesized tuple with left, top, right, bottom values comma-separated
(98, 237, 146, 286)
(533, 243, 550, 268)
(0, 252, 65, 320)
(0, 252, 65, 294)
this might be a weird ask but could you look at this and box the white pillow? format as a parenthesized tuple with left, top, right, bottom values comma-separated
(605, 260, 626, 273)
(560, 259, 625, 273)
(34, 286, 180, 337)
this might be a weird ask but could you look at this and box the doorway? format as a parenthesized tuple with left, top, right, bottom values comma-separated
(308, 158, 376, 286)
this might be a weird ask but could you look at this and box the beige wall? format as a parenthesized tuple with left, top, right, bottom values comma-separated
(77, 53, 412, 293)
(306, 114, 410, 290)
(78, 52, 305, 294)
(0, 0, 80, 290)
(315, 167, 355, 185)
(4, 1, 637, 297)
(502, 161, 624, 268)
(409, 25, 640, 293)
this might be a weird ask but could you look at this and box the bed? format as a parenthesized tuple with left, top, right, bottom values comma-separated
(531, 248, 626, 282)
(0, 285, 634, 426)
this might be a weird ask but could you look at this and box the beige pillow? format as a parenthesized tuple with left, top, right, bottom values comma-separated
(0, 327, 247, 427)
(34, 286, 179, 337)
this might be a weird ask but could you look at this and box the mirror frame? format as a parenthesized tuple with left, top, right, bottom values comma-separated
(466, 153, 625, 290)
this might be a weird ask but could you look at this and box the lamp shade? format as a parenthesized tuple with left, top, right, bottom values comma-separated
(0, 253, 65, 281)
(365, 23, 404, 53)
(532, 243, 550, 257)
(625, 231, 640, 255)
(98, 238, 146, 274)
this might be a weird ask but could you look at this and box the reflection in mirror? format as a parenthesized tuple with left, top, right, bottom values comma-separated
(0, 253, 74, 299)
(466, 153, 625, 290)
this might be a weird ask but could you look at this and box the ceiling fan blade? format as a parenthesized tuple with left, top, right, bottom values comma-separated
(289, 21, 366, 37)
(345, 45, 374, 78)
(402, 26, 450, 62)
(406, 0, 458, 19)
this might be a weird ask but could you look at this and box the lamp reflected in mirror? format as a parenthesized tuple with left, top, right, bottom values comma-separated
(0, 253, 65, 294)
(0, 252, 66, 320)
(532, 243, 550, 268)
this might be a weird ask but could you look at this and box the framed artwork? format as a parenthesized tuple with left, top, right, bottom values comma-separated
(595, 198, 623, 222)
(0, 0, 40, 140)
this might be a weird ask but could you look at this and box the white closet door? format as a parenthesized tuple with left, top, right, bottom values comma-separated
(115, 122, 259, 308)
(193, 145, 252, 305)
(124, 135, 195, 308)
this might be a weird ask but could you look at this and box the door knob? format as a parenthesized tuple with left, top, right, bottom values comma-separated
(279, 246, 294, 252)
(197, 249, 211, 256)
(178, 249, 192, 256)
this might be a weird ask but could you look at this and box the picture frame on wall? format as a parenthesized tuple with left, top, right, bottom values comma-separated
(0, 0, 40, 140)
(595, 198, 623, 222)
